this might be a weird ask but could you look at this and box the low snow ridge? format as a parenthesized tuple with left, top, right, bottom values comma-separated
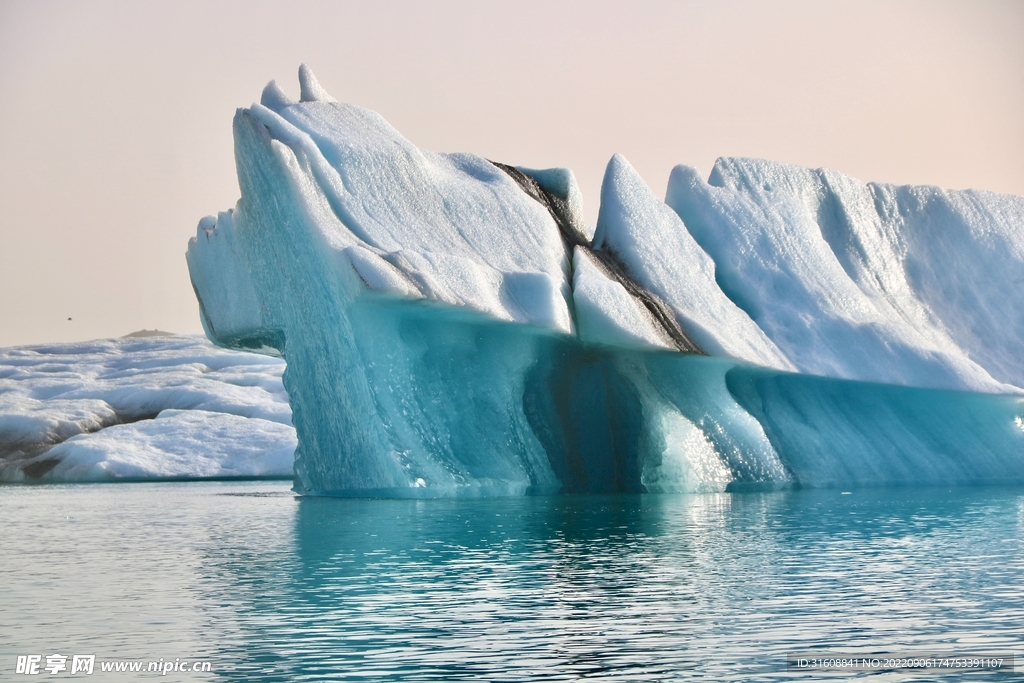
(0, 336, 295, 482)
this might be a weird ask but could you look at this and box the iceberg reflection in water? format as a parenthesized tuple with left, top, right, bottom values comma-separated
(3, 482, 1021, 681)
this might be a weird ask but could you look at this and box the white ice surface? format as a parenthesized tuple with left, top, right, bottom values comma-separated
(191, 67, 1024, 399)
(518, 164, 593, 243)
(666, 158, 1024, 393)
(32, 410, 294, 482)
(593, 154, 792, 368)
(571, 247, 672, 349)
(0, 335, 295, 482)
(190, 64, 573, 334)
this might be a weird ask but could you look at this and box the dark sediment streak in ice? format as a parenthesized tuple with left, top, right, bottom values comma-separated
(491, 160, 705, 355)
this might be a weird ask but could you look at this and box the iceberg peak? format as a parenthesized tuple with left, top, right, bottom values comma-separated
(260, 80, 295, 110)
(298, 63, 334, 103)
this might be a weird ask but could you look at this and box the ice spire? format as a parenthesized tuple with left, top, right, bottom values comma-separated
(260, 80, 295, 109)
(298, 64, 334, 102)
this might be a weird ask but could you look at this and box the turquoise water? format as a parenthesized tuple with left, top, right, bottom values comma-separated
(2, 482, 1023, 681)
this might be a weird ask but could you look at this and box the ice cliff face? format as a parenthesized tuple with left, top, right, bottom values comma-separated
(187, 66, 1024, 496)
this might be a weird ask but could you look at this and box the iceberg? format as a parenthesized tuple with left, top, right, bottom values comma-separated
(186, 66, 1024, 496)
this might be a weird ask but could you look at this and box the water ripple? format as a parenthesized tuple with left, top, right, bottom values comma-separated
(2, 484, 1023, 681)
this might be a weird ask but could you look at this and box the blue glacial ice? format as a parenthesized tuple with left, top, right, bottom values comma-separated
(186, 65, 1024, 496)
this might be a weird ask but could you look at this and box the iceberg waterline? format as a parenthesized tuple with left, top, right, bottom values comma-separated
(186, 65, 1024, 496)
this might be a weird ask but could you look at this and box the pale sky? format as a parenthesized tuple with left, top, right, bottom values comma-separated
(1, 0, 1022, 347)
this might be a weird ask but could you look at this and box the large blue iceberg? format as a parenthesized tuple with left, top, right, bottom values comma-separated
(187, 66, 1024, 496)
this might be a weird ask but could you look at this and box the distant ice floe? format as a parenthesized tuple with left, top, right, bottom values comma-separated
(0, 336, 294, 482)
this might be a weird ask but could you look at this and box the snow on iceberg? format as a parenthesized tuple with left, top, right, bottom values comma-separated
(187, 66, 1024, 496)
(0, 336, 294, 482)
(666, 158, 1024, 392)
(590, 154, 791, 367)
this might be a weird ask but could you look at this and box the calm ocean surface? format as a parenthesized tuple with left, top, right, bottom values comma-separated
(2, 482, 1023, 681)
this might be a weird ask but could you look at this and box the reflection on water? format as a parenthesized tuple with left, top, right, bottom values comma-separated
(2, 483, 1023, 681)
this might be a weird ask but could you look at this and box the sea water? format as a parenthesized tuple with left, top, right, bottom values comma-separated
(2, 482, 1022, 681)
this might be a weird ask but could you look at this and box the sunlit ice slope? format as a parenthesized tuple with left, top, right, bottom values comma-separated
(187, 65, 1024, 497)
(666, 159, 1024, 392)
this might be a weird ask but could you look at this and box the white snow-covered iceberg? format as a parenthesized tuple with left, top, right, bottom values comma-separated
(186, 66, 1024, 496)
(0, 335, 294, 482)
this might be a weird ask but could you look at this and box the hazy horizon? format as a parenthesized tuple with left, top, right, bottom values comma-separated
(2, 0, 1022, 347)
